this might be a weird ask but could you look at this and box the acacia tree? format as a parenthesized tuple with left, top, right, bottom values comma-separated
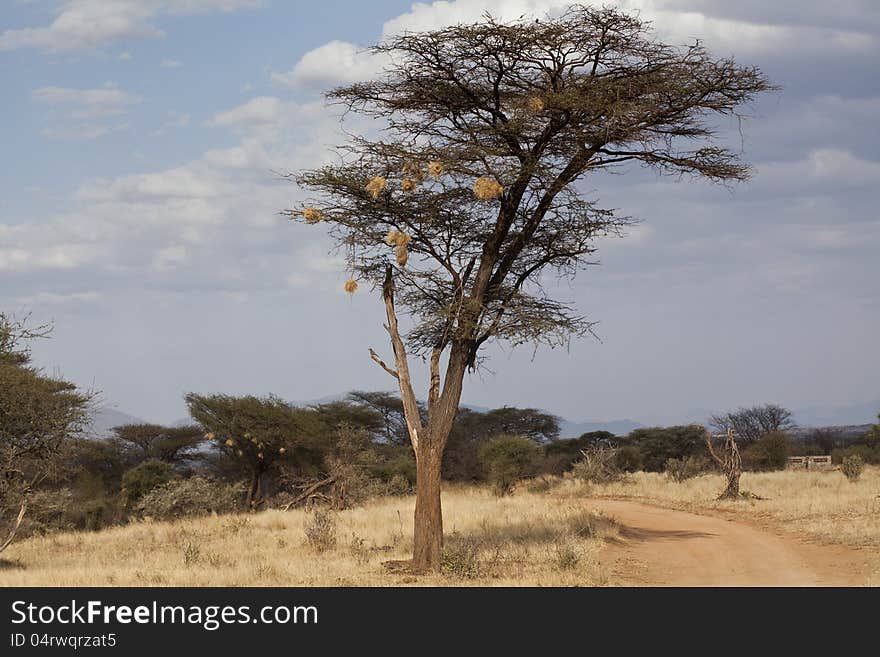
(111, 423, 206, 466)
(709, 403, 795, 443)
(288, 6, 772, 571)
(185, 394, 323, 510)
(0, 314, 92, 553)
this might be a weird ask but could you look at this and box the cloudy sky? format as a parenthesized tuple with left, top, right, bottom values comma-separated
(2, 0, 878, 427)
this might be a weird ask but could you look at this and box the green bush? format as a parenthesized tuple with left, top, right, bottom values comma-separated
(614, 445, 643, 473)
(742, 431, 790, 471)
(841, 454, 864, 481)
(571, 447, 622, 484)
(478, 434, 541, 496)
(370, 451, 416, 484)
(121, 459, 175, 507)
(664, 456, 705, 482)
(831, 444, 880, 466)
(134, 476, 242, 520)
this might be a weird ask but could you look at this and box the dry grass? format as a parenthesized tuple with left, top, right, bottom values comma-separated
(0, 487, 617, 587)
(562, 465, 880, 548)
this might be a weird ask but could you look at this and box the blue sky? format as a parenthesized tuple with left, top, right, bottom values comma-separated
(2, 1, 879, 427)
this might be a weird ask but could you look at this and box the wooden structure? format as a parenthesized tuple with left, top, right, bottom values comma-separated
(786, 455, 833, 470)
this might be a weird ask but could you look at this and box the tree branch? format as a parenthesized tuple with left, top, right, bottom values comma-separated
(368, 348, 399, 379)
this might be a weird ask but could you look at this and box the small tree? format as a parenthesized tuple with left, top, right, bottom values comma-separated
(709, 404, 795, 444)
(705, 428, 742, 500)
(743, 430, 790, 471)
(111, 423, 206, 466)
(288, 6, 772, 570)
(478, 434, 541, 495)
(0, 313, 93, 553)
(185, 394, 323, 510)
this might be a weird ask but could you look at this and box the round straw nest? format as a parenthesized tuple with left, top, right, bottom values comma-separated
(365, 176, 387, 200)
(527, 96, 545, 113)
(474, 177, 504, 201)
(302, 207, 323, 224)
(401, 178, 417, 193)
(427, 161, 444, 179)
(385, 229, 411, 247)
(344, 279, 359, 294)
(395, 245, 409, 266)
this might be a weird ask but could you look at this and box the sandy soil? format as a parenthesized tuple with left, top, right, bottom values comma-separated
(587, 499, 875, 586)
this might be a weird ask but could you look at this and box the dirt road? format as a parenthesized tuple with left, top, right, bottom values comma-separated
(587, 499, 874, 586)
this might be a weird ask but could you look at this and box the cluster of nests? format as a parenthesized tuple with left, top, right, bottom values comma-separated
(203, 432, 285, 460)
(301, 159, 508, 295)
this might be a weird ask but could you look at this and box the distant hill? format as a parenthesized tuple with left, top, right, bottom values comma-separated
(558, 418, 645, 438)
(87, 407, 146, 438)
(793, 400, 879, 427)
(788, 424, 873, 443)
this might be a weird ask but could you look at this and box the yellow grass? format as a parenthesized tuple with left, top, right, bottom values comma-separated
(0, 487, 617, 587)
(569, 465, 880, 548)
(4, 468, 877, 586)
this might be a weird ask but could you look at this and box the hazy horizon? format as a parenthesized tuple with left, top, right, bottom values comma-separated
(3, 1, 878, 427)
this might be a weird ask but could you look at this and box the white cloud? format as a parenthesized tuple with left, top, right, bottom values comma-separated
(33, 82, 141, 139)
(160, 58, 181, 68)
(153, 244, 188, 272)
(204, 96, 282, 127)
(756, 149, 880, 190)
(40, 123, 129, 140)
(271, 41, 387, 88)
(33, 83, 142, 110)
(5, 291, 103, 306)
(0, 0, 263, 53)
(75, 166, 226, 202)
(273, 0, 877, 89)
(151, 111, 191, 136)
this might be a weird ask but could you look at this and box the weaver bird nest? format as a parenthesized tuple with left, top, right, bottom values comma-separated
(344, 279, 359, 294)
(365, 176, 387, 200)
(427, 161, 444, 178)
(527, 96, 545, 113)
(474, 177, 504, 200)
(302, 207, 323, 224)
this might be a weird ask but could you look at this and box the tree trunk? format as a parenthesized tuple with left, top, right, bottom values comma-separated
(718, 469, 741, 500)
(246, 469, 263, 511)
(412, 444, 444, 573)
(0, 498, 28, 555)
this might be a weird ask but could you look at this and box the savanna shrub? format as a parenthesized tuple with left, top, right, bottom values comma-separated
(385, 473, 412, 496)
(121, 459, 175, 507)
(571, 446, 622, 484)
(742, 431, 790, 471)
(134, 476, 242, 520)
(841, 454, 864, 481)
(478, 434, 541, 496)
(614, 445, 643, 473)
(440, 535, 481, 579)
(304, 507, 337, 552)
(665, 456, 705, 483)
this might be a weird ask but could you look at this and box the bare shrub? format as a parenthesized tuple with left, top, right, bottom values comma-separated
(440, 534, 481, 579)
(571, 446, 623, 484)
(135, 477, 242, 520)
(550, 537, 580, 571)
(303, 507, 337, 552)
(841, 454, 864, 481)
(665, 456, 705, 483)
(349, 534, 371, 565)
